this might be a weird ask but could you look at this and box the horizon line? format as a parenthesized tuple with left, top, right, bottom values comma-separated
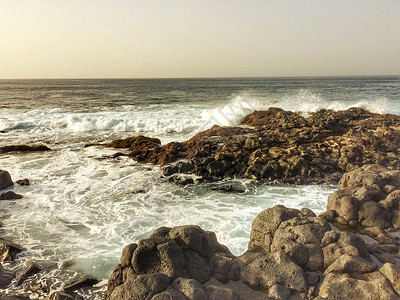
(1, 74, 400, 81)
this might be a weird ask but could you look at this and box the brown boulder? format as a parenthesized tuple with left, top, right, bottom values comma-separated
(0, 263, 15, 288)
(0, 239, 23, 262)
(317, 271, 398, 299)
(0, 170, 13, 190)
(229, 251, 308, 293)
(0, 144, 51, 154)
(0, 191, 23, 200)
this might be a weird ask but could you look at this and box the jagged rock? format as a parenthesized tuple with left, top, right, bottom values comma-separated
(205, 285, 239, 300)
(0, 239, 23, 262)
(63, 275, 98, 292)
(268, 283, 291, 300)
(0, 263, 15, 288)
(47, 291, 74, 300)
(151, 287, 187, 300)
(106, 225, 233, 299)
(172, 278, 207, 300)
(0, 170, 13, 190)
(15, 179, 30, 186)
(327, 164, 400, 230)
(0, 293, 30, 300)
(0, 144, 51, 154)
(321, 231, 371, 269)
(0, 191, 23, 200)
(120, 243, 137, 268)
(248, 205, 371, 274)
(98, 108, 400, 184)
(324, 254, 377, 275)
(16, 262, 42, 285)
(380, 263, 400, 295)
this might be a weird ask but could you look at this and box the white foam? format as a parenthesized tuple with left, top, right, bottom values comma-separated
(0, 148, 335, 284)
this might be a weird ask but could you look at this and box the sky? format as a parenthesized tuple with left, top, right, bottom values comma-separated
(0, 0, 399, 79)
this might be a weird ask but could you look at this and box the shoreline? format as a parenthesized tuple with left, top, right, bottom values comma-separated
(1, 107, 400, 299)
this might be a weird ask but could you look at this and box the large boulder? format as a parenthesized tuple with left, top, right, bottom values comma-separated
(0, 170, 13, 190)
(0, 263, 15, 288)
(0, 239, 23, 262)
(326, 164, 400, 229)
(248, 205, 371, 272)
(106, 225, 233, 299)
(0, 144, 51, 154)
(317, 271, 398, 299)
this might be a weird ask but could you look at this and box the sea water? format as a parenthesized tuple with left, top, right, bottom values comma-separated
(0, 77, 399, 297)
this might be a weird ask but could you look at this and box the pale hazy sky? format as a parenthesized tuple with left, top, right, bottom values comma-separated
(0, 0, 399, 78)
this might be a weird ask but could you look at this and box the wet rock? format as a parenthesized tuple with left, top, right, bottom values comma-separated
(0, 170, 13, 190)
(47, 291, 75, 300)
(101, 108, 400, 184)
(0, 239, 23, 262)
(16, 262, 42, 286)
(63, 275, 99, 292)
(168, 175, 194, 185)
(0, 144, 51, 154)
(106, 136, 161, 149)
(0, 293, 30, 300)
(0, 191, 23, 200)
(0, 263, 15, 288)
(15, 179, 30, 186)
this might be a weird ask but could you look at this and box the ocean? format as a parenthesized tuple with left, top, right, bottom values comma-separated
(1, 77, 400, 296)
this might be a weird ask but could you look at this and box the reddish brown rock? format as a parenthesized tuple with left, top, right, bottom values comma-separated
(0, 170, 13, 190)
(0, 144, 51, 154)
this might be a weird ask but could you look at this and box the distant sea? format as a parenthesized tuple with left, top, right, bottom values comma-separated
(1, 77, 399, 297)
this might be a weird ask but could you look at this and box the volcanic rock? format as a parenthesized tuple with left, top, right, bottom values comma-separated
(0, 191, 23, 200)
(0, 239, 23, 262)
(0, 144, 51, 154)
(0, 170, 13, 190)
(0, 263, 15, 288)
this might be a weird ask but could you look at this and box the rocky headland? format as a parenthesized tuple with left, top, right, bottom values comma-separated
(2, 107, 400, 299)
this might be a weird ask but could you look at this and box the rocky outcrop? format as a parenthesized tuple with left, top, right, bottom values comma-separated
(0, 239, 23, 262)
(105, 107, 400, 184)
(0, 191, 23, 200)
(106, 225, 234, 299)
(324, 164, 400, 230)
(0, 144, 51, 154)
(0, 263, 15, 289)
(15, 179, 30, 186)
(0, 170, 13, 190)
(106, 184, 400, 299)
(16, 262, 42, 286)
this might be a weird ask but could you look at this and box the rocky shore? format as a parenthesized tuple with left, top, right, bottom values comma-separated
(104, 107, 400, 184)
(103, 108, 400, 299)
(2, 107, 400, 299)
(106, 164, 400, 299)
